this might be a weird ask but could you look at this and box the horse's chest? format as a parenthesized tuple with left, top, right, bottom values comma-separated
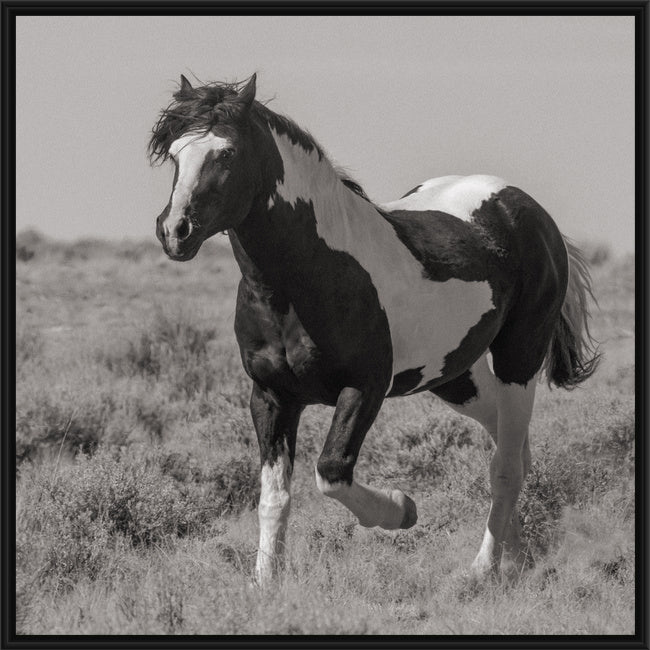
(235, 291, 342, 404)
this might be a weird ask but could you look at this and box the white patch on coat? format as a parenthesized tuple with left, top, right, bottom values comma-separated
(442, 353, 498, 436)
(315, 468, 409, 529)
(255, 444, 292, 585)
(269, 129, 496, 394)
(381, 174, 507, 221)
(163, 132, 232, 235)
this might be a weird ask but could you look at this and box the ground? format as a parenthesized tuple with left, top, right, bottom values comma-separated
(15, 231, 634, 635)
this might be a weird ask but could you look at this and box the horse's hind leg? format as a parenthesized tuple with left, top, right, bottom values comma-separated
(250, 382, 303, 585)
(315, 386, 417, 529)
(472, 373, 536, 580)
(432, 354, 532, 578)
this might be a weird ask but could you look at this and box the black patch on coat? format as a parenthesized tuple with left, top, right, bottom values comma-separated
(382, 205, 515, 284)
(485, 187, 569, 385)
(401, 184, 422, 198)
(430, 370, 478, 405)
(231, 196, 393, 405)
(233, 190, 394, 485)
(316, 385, 385, 485)
(250, 383, 303, 467)
(387, 367, 424, 397)
(439, 310, 500, 383)
(261, 108, 324, 160)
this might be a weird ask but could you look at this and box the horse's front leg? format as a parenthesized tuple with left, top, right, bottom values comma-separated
(315, 386, 417, 530)
(250, 382, 303, 585)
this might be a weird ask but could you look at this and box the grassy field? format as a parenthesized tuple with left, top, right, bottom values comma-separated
(15, 230, 635, 635)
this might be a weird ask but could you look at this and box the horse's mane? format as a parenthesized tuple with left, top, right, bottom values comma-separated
(148, 78, 372, 203)
(148, 79, 242, 164)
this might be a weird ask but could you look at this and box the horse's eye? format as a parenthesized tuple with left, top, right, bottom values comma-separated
(220, 148, 235, 161)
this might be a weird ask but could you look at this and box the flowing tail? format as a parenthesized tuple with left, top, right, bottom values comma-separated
(543, 238, 601, 388)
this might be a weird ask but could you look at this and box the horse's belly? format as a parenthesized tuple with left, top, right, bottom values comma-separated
(384, 279, 497, 395)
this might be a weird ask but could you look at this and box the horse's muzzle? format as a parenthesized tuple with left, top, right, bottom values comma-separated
(156, 211, 199, 261)
(161, 235, 200, 261)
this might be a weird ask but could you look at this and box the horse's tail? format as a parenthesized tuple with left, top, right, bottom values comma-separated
(542, 237, 601, 389)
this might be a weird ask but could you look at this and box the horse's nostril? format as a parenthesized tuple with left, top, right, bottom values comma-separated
(176, 219, 191, 241)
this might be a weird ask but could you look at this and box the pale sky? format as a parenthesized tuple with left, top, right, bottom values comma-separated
(16, 15, 635, 252)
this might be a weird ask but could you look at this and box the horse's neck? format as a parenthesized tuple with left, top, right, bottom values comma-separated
(231, 127, 381, 291)
(266, 125, 343, 211)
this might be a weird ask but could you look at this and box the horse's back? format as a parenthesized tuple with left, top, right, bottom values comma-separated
(381, 174, 508, 220)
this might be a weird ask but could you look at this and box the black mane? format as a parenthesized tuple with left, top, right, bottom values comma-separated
(148, 79, 241, 164)
(148, 78, 372, 202)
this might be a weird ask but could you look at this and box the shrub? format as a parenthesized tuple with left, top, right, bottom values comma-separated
(103, 332, 163, 378)
(24, 448, 189, 544)
(583, 242, 611, 268)
(16, 246, 35, 262)
(16, 447, 253, 589)
(16, 392, 124, 464)
(116, 240, 161, 262)
(16, 327, 43, 366)
(159, 450, 260, 516)
(590, 409, 635, 470)
(520, 439, 615, 556)
(391, 412, 479, 486)
(17, 445, 261, 592)
(99, 308, 218, 399)
(16, 229, 46, 262)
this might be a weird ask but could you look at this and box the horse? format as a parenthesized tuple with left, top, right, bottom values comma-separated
(149, 73, 599, 586)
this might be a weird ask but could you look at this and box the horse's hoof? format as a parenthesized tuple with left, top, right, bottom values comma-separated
(395, 491, 418, 529)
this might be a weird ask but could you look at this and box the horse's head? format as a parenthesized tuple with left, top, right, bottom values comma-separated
(149, 74, 263, 260)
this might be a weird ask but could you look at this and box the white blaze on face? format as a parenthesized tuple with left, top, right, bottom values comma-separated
(163, 132, 232, 237)
(380, 174, 507, 220)
(269, 130, 498, 394)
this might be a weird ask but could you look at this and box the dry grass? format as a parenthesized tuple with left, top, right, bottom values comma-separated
(15, 231, 635, 635)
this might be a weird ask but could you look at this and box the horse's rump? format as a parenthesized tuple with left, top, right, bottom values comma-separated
(382, 180, 596, 391)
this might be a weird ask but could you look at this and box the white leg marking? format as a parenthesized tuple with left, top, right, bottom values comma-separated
(315, 468, 415, 530)
(471, 376, 537, 578)
(255, 445, 292, 585)
(269, 130, 497, 393)
(472, 515, 498, 575)
(439, 356, 533, 578)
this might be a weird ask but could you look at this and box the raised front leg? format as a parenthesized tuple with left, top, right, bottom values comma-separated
(250, 383, 303, 585)
(315, 386, 417, 530)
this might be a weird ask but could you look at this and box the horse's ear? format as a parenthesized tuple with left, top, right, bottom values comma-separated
(236, 73, 257, 110)
(180, 74, 193, 94)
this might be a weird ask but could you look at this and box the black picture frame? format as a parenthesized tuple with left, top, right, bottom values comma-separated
(3, 2, 646, 648)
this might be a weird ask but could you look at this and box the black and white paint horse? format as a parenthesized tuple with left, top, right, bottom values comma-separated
(150, 74, 599, 585)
